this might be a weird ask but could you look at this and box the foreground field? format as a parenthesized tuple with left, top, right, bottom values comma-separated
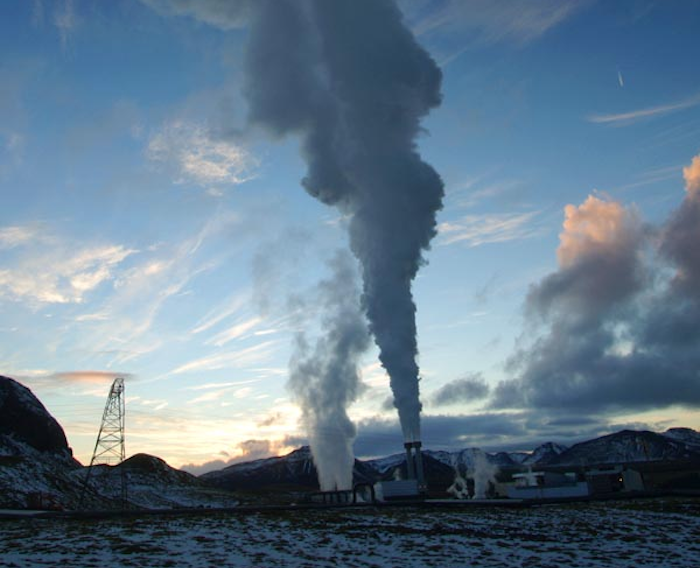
(1, 499, 699, 567)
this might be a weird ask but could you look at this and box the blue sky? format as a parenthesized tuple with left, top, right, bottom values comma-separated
(1, 0, 699, 472)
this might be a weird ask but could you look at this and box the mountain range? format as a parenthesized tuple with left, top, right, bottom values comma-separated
(202, 429, 700, 493)
(2, 374, 700, 508)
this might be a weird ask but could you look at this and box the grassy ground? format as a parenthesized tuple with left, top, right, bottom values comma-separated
(1, 497, 698, 567)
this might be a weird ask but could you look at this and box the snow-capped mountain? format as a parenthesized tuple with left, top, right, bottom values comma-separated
(547, 430, 700, 466)
(202, 446, 378, 491)
(368, 442, 567, 476)
(522, 442, 568, 466)
(663, 427, 700, 449)
(206, 430, 700, 491)
(423, 447, 513, 471)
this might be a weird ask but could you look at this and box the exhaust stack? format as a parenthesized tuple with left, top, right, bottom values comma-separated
(414, 441, 425, 487)
(404, 442, 416, 480)
(403, 441, 426, 489)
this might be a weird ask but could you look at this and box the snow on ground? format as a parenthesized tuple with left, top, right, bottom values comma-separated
(0, 499, 699, 567)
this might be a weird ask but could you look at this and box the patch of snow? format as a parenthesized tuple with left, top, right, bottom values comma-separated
(0, 500, 698, 567)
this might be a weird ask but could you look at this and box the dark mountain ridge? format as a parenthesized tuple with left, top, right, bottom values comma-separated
(547, 429, 699, 467)
(201, 429, 700, 492)
(2, 375, 699, 505)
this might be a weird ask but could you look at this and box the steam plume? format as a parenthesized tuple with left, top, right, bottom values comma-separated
(244, 0, 444, 442)
(143, 0, 445, 445)
(288, 252, 370, 490)
(470, 450, 498, 499)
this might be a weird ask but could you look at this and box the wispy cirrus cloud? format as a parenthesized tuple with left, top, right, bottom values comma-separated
(61, 211, 246, 369)
(409, 0, 590, 44)
(191, 291, 250, 335)
(147, 120, 258, 190)
(53, 0, 78, 52)
(452, 179, 522, 209)
(401, 0, 593, 65)
(171, 340, 279, 375)
(614, 164, 682, 192)
(205, 316, 263, 347)
(438, 211, 541, 247)
(188, 385, 254, 405)
(182, 379, 260, 392)
(0, 241, 136, 305)
(139, 0, 251, 30)
(588, 92, 700, 126)
(0, 223, 43, 249)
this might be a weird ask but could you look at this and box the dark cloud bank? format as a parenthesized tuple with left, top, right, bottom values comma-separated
(492, 163, 700, 417)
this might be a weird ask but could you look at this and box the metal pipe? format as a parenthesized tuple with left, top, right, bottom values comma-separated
(404, 442, 415, 480)
(413, 441, 425, 488)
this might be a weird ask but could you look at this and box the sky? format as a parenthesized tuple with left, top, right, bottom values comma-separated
(1, 0, 699, 474)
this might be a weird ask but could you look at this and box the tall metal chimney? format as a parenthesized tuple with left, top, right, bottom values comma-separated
(404, 442, 415, 479)
(413, 440, 425, 488)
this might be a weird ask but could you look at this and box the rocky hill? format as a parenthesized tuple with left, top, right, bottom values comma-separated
(0, 375, 83, 509)
(0, 376, 233, 510)
(0, 375, 76, 459)
(81, 454, 237, 509)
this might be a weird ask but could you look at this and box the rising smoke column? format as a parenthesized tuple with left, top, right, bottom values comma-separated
(288, 252, 370, 491)
(244, 0, 444, 442)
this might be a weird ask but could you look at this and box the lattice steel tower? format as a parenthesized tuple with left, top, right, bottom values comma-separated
(81, 377, 128, 508)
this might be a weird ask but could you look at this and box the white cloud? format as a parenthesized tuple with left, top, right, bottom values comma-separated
(147, 120, 258, 189)
(171, 340, 279, 375)
(402, 0, 591, 64)
(54, 0, 77, 52)
(684, 153, 700, 196)
(453, 179, 522, 209)
(556, 195, 641, 268)
(139, 0, 251, 30)
(191, 291, 250, 335)
(0, 224, 40, 249)
(438, 211, 541, 247)
(183, 379, 260, 392)
(205, 316, 263, 347)
(1, 131, 25, 169)
(70, 212, 243, 367)
(0, 243, 136, 305)
(614, 164, 682, 192)
(588, 92, 700, 126)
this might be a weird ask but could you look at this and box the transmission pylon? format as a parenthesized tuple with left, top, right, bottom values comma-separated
(80, 377, 128, 509)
